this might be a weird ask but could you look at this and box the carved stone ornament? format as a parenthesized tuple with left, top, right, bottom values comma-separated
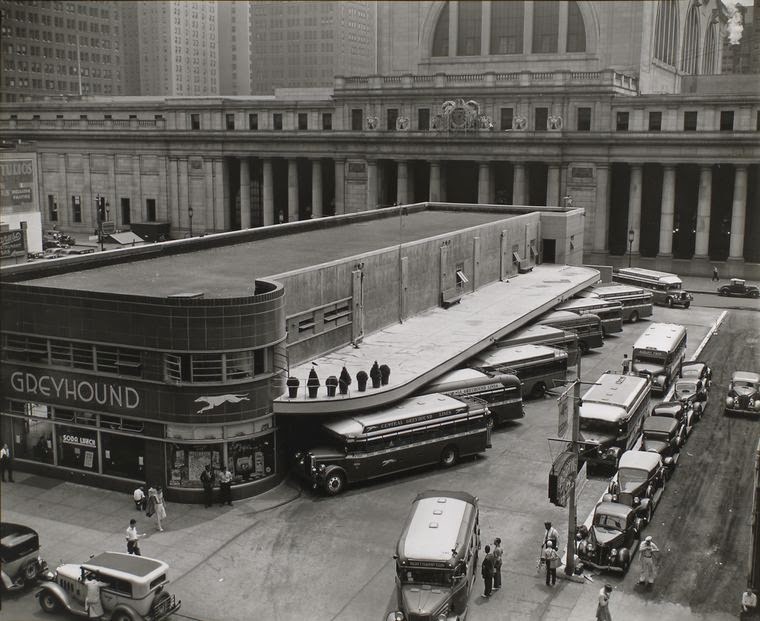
(512, 115, 528, 130)
(434, 98, 492, 132)
(548, 115, 564, 131)
(396, 116, 410, 131)
(366, 115, 379, 130)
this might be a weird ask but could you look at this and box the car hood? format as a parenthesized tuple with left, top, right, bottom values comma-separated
(578, 430, 614, 446)
(401, 584, 449, 617)
(590, 527, 623, 547)
(733, 386, 758, 397)
(642, 439, 669, 455)
(307, 446, 345, 460)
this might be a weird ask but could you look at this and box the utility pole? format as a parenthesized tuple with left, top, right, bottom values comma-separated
(565, 351, 582, 576)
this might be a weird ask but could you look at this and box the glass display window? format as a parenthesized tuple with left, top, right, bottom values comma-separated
(101, 432, 145, 480)
(166, 443, 222, 488)
(228, 434, 274, 482)
(56, 424, 99, 472)
(11, 404, 54, 464)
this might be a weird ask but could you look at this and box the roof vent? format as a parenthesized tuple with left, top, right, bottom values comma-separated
(428, 522, 439, 529)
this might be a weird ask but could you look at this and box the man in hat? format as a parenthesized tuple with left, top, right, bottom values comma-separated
(638, 536, 660, 587)
(543, 521, 559, 550)
(596, 583, 613, 621)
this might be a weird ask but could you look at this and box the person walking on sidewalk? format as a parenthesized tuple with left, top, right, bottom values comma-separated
(125, 519, 145, 556)
(147, 485, 167, 531)
(596, 583, 613, 621)
(638, 536, 660, 587)
(543, 521, 559, 550)
(200, 464, 215, 508)
(541, 541, 560, 586)
(133, 485, 146, 511)
(219, 465, 233, 506)
(712, 266, 719, 281)
(481, 544, 494, 598)
(492, 538, 503, 591)
(0, 443, 14, 482)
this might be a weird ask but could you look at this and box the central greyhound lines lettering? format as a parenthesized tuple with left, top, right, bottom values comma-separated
(9, 371, 140, 409)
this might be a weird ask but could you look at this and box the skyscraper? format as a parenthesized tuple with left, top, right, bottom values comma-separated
(218, 1, 251, 96)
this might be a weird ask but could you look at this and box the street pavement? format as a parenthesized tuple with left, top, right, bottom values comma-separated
(1, 276, 755, 621)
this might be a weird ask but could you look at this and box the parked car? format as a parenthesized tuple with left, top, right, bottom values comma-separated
(650, 401, 697, 438)
(606, 451, 667, 526)
(37, 551, 180, 621)
(674, 377, 708, 417)
(725, 371, 760, 417)
(1, 523, 52, 592)
(717, 278, 759, 299)
(576, 502, 641, 573)
(680, 361, 712, 388)
(640, 416, 682, 475)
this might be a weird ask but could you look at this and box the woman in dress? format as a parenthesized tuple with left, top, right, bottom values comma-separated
(147, 485, 167, 531)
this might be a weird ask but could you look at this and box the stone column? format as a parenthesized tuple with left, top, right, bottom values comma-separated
(627, 164, 643, 254)
(213, 159, 226, 231)
(480, 0, 491, 56)
(429, 161, 442, 202)
(311, 159, 323, 218)
(546, 164, 561, 206)
(728, 164, 748, 261)
(593, 164, 610, 253)
(523, 0, 534, 54)
(478, 162, 491, 204)
(657, 165, 676, 257)
(334, 159, 345, 214)
(557, 0, 569, 53)
(168, 158, 179, 228)
(262, 158, 274, 226)
(204, 159, 214, 231)
(240, 157, 251, 229)
(366, 159, 378, 210)
(179, 158, 189, 231)
(287, 158, 298, 222)
(513, 163, 526, 205)
(397, 160, 409, 205)
(448, 1, 459, 57)
(693, 165, 712, 258)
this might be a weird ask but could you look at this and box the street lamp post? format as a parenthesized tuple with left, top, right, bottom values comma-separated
(628, 229, 635, 268)
(188, 206, 194, 237)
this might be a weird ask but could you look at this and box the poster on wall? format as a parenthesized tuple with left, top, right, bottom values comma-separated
(187, 451, 209, 482)
(84, 451, 94, 469)
(0, 158, 35, 213)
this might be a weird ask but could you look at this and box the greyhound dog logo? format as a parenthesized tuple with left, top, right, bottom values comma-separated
(195, 394, 250, 414)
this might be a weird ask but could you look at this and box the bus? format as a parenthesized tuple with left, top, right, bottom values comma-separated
(470, 344, 568, 399)
(556, 298, 624, 336)
(293, 393, 491, 495)
(613, 267, 693, 308)
(579, 372, 651, 472)
(387, 491, 480, 621)
(579, 284, 653, 323)
(631, 322, 688, 394)
(498, 324, 580, 366)
(538, 310, 604, 355)
(422, 368, 524, 425)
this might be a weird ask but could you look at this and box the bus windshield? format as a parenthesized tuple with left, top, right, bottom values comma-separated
(400, 567, 452, 585)
(633, 352, 666, 364)
(580, 418, 618, 433)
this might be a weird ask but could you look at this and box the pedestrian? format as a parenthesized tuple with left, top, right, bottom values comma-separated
(83, 570, 106, 619)
(219, 465, 233, 506)
(543, 521, 559, 550)
(481, 544, 494, 598)
(712, 266, 719, 281)
(596, 583, 613, 621)
(492, 538, 503, 591)
(125, 519, 145, 556)
(200, 464, 215, 508)
(147, 485, 166, 531)
(541, 541, 560, 586)
(133, 485, 146, 511)
(638, 536, 660, 587)
(0, 443, 13, 482)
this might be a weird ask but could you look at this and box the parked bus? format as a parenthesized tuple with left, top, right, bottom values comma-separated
(613, 267, 693, 308)
(387, 491, 480, 621)
(556, 298, 623, 336)
(422, 368, 524, 425)
(579, 372, 651, 472)
(470, 344, 568, 399)
(538, 310, 604, 355)
(578, 284, 654, 323)
(631, 322, 688, 394)
(498, 324, 580, 366)
(293, 393, 491, 495)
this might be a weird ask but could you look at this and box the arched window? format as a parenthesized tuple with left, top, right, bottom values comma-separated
(681, 2, 700, 74)
(491, 0, 524, 55)
(432, 2, 449, 57)
(566, 1, 586, 53)
(702, 20, 718, 74)
(533, 1, 559, 54)
(457, 1, 482, 56)
(654, 0, 679, 66)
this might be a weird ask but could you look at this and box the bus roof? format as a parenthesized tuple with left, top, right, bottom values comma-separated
(424, 369, 520, 393)
(397, 492, 478, 565)
(617, 267, 682, 286)
(633, 323, 687, 352)
(581, 373, 650, 411)
(556, 298, 623, 312)
(586, 284, 651, 299)
(471, 344, 567, 368)
(539, 310, 601, 326)
(322, 393, 467, 437)
(499, 324, 572, 347)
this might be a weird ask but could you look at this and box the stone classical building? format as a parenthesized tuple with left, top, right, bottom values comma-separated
(0, 0, 758, 275)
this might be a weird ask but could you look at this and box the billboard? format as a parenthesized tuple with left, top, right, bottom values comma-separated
(0, 229, 27, 258)
(0, 158, 36, 214)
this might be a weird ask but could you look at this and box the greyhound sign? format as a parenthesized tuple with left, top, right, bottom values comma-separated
(195, 394, 250, 414)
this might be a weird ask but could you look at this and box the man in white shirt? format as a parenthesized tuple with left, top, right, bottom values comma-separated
(133, 486, 146, 511)
(125, 519, 145, 556)
(219, 466, 233, 506)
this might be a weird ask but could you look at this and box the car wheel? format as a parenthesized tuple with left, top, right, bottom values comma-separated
(620, 555, 630, 573)
(752, 291, 759, 299)
(645, 504, 653, 525)
(39, 592, 61, 614)
(324, 470, 346, 496)
(111, 611, 135, 621)
(684, 302, 690, 309)
(667, 298, 674, 308)
(440, 445, 459, 467)
(532, 381, 547, 399)
(629, 311, 639, 323)
(21, 561, 38, 585)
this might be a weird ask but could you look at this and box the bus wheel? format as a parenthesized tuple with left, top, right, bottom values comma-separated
(324, 470, 346, 496)
(532, 382, 547, 399)
(440, 446, 459, 467)
(579, 341, 589, 355)
(629, 311, 639, 323)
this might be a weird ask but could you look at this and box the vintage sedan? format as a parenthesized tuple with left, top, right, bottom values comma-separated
(674, 378, 708, 417)
(641, 416, 682, 474)
(38, 552, 180, 621)
(725, 371, 760, 417)
(650, 401, 697, 438)
(1, 523, 52, 592)
(717, 278, 759, 299)
(606, 451, 666, 525)
(576, 502, 641, 573)
(681, 361, 712, 387)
